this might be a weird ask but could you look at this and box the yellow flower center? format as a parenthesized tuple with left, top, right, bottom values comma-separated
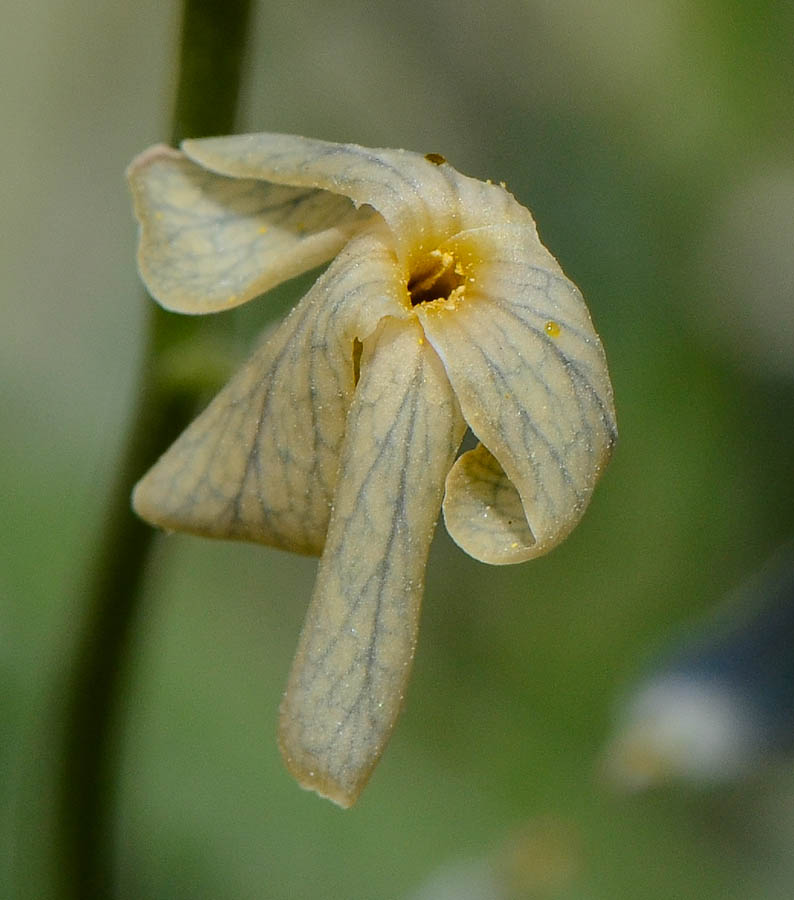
(406, 249, 466, 308)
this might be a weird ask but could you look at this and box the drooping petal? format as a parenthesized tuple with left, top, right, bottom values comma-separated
(442, 443, 536, 564)
(278, 318, 466, 807)
(127, 144, 371, 313)
(181, 134, 535, 266)
(132, 225, 408, 555)
(416, 224, 617, 564)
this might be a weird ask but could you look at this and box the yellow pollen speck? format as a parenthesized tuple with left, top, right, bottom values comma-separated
(510, 541, 520, 549)
(227, 294, 238, 305)
(258, 226, 269, 235)
(545, 320, 561, 338)
(418, 336, 425, 345)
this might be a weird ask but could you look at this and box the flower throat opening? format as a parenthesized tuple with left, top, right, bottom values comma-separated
(407, 250, 465, 307)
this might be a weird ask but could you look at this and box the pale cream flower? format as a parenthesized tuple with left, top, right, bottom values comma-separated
(127, 134, 617, 807)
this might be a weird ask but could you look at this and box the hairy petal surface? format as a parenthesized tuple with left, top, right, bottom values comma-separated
(127, 144, 370, 313)
(417, 224, 617, 564)
(132, 226, 407, 555)
(278, 318, 466, 806)
(181, 134, 535, 266)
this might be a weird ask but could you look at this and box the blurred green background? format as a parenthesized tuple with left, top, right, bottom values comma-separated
(3, 0, 794, 898)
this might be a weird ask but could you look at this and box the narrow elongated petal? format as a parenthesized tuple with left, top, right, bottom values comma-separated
(278, 318, 466, 806)
(127, 144, 370, 313)
(417, 224, 617, 564)
(181, 134, 535, 265)
(132, 226, 408, 555)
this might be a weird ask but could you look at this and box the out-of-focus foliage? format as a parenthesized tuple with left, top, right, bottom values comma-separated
(2, 1, 793, 898)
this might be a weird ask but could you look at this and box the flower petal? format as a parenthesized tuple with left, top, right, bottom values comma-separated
(132, 226, 407, 555)
(278, 318, 466, 807)
(443, 443, 536, 564)
(127, 144, 370, 313)
(181, 133, 535, 265)
(416, 224, 617, 564)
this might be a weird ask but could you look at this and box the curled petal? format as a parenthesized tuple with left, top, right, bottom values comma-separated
(417, 224, 617, 563)
(132, 227, 407, 555)
(443, 443, 536, 564)
(181, 133, 535, 265)
(127, 144, 370, 313)
(278, 318, 466, 806)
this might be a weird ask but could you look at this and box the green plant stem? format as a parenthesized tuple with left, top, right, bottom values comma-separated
(57, 2, 254, 898)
